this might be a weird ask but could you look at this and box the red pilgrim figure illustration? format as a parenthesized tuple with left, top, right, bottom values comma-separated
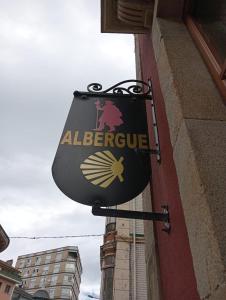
(95, 100, 123, 132)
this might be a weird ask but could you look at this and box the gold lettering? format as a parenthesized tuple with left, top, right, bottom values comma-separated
(61, 131, 149, 150)
(83, 131, 94, 146)
(60, 131, 72, 145)
(73, 131, 82, 145)
(104, 133, 114, 147)
(115, 133, 125, 148)
(94, 132, 104, 147)
(127, 134, 137, 149)
(138, 134, 149, 149)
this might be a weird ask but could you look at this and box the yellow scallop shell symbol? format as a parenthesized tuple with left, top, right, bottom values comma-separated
(80, 150, 124, 188)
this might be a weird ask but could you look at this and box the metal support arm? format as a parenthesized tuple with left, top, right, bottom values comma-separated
(92, 205, 170, 233)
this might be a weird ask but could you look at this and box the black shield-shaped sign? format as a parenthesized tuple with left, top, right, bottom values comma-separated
(52, 95, 151, 206)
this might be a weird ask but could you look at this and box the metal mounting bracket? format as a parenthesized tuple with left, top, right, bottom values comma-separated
(92, 204, 170, 233)
(74, 79, 161, 161)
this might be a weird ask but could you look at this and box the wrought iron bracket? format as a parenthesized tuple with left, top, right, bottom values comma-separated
(92, 204, 170, 233)
(74, 79, 152, 99)
(148, 79, 161, 162)
(73, 79, 161, 162)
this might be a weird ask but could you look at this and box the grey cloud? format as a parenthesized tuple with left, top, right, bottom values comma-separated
(0, 1, 134, 299)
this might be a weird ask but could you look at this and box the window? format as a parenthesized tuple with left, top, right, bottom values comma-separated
(39, 277, 46, 288)
(32, 267, 39, 275)
(22, 280, 27, 288)
(51, 275, 58, 285)
(25, 258, 31, 266)
(0, 282, 2, 289)
(185, 0, 226, 99)
(23, 269, 30, 277)
(53, 263, 60, 273)
(63, 275, 73, 284)
(65, 262, 75, 272)
(19, 260, 25, 268)
(35, 256, 41, 265)
(61, 287, 71, 299)
(48, 287, 55, 299)
(45, 254, 51, 263)
(42, 265, 49, 275)
(55, 252, 62, 262)
(29, 278, 36, 288)
(4, 285, 11, 294)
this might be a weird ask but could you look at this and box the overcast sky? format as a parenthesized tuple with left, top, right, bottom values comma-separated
(0, 1, 135, 299)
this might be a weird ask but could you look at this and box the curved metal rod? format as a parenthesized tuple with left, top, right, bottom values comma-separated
(87, 79, 151, 96)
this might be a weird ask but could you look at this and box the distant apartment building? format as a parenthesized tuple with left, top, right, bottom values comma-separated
(15, 246, 82, 300)
(100, 195, 148, 300)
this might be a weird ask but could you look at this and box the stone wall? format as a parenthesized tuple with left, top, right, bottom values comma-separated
(152, 16, 226, 300)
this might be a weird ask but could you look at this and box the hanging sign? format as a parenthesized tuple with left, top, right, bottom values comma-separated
(52, 81, 151, 207)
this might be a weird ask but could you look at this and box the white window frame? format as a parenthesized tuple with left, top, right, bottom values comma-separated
(65, 262, 75, 272)
(45, 254, 51, 263)
(55, 252, 63, 261)
(53, 263, 60, 273)
(61, 287, 71, 299)
(51, 275, 58, 285)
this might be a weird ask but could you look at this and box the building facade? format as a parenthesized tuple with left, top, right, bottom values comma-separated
(0, 224, 21, 300)
(100, 195, 148, 300)
(0, 260, 21, 300)
(101, 1, 226, 300)
(15, 246, 82, 300)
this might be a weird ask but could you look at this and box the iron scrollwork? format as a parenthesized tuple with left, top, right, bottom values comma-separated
(87, 79, 152, 98)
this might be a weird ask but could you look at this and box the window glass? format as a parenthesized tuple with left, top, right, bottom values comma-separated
(0, 282, 2, 289)
(55, 252, 62, 261)
(61, 287, 71, 299)
(48, 288, 55, 299)
(45, 254, 51, 263)
(39, 277, 46, 288)
(29, 278, 36, 288)
(23, 269, 30, 277)
(4, 285, 11, 294)
(65, 262, 75, 272)
(51, 275, 58, 285)
(32, 267, 39, 275)
(42, 265, 49, 275)
(63, 275, 73, 284)
(192, 0, 226, 65)
(22, 280, 27, 288)
(19, 260, 25, 268)
(53, 263, 60, 273)
(35, 256, 41, 265)
(25, 258, 31, 267)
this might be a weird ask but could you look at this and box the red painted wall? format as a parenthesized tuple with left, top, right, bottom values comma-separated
(0, 277, 16, 300)
(138, 34, 200, 300)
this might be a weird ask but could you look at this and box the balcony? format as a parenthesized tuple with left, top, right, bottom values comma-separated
(0, 268, 21, 283)
(101, 0, 154, 33)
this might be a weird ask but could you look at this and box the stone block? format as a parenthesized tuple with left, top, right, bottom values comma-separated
(114, 279, 129, 291)
(116, 241, 130, 251)
(114, 258, 129, 270)
(114, 268, 130, 280)
(153, 18, 226, 147)
(115, 249, 130, 260)
(116, 219, 130, 230)
(113, 289, 130, 300)
(173, 118, 226, 299)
